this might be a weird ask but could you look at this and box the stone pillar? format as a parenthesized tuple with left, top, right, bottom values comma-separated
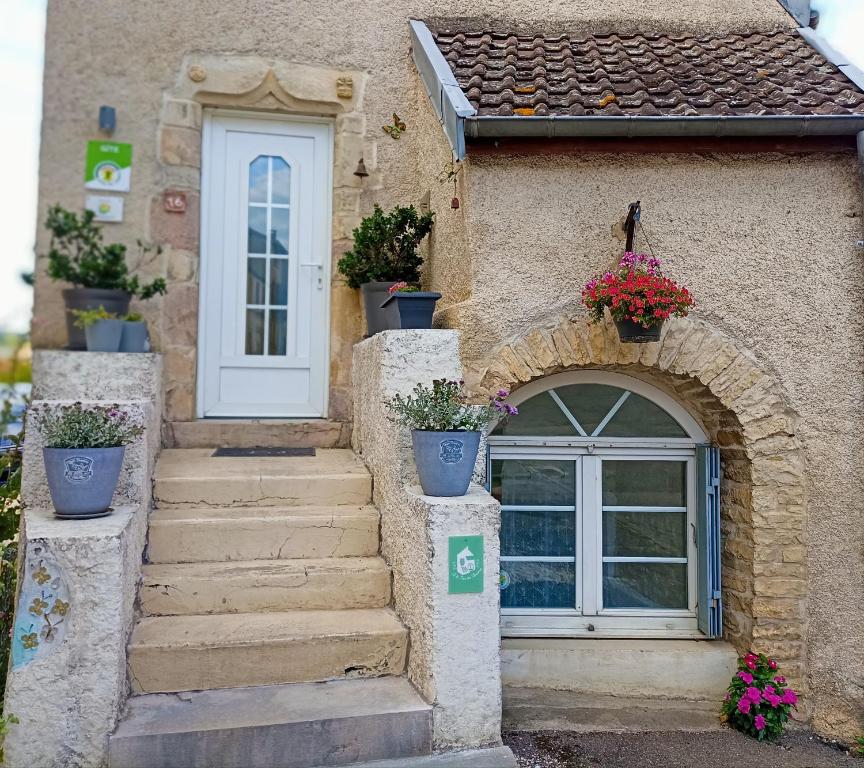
(353, 330, 503, 751)
(4, 352, 163, 768)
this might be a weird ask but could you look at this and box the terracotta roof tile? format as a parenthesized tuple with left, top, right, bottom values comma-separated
(432, 27, 864, 117)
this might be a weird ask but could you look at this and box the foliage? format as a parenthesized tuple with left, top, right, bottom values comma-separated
(721, 652, 798, 742)
(582, 252, 694, 329)
(124, 313, 143, 323)
(337, 204, 434, 289)
(388, 281, 420, 294)
(33, 403, 143, 449)
(0, 712, 19, 763)
(387, 379, 517, 432)
(854, 735, 864, 758)
(43, 205, 167, 299)
(70, 305, 118, 329)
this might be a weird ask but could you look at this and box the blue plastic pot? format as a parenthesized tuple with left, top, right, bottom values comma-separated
(119, 321, 150, 352)
(84, 318, 124, 352)
(411, 430, 481, 497)
(43, 446, 125, 518)
(381, 292, 442, 330)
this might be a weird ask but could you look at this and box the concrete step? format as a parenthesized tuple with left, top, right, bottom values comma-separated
(141, 557, 391, 615)
(154, 448, 371, 508)
(164, 419, 351, 449)
(128, 609, 407, 693)
(147, 506, 380, 563)
(109, 677, 431, 768)
(503, 687, 722, 732)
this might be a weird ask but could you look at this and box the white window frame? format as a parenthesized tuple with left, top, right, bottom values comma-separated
(491, 371, 708, 640)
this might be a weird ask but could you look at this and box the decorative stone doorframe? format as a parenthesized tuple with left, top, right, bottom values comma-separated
(475, 315, 809, 689)
(152, 55, 370, 423)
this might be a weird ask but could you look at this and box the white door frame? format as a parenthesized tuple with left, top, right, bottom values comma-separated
(196, 110, 333, 418)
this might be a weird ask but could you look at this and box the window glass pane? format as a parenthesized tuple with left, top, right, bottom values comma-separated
(271, 157, 291, 204)
(602, 460, 686, 507)
(603, 511, 686, 558)
(500, 561, 575, 609)
(268, 309, 287, 356)
(601, 392, 687, 437)
(502, 509, 575, 557)
(603, 562, 687, 609)
(491, 459, 575, 507)
(492, 391, 577, 436)
(245, 309, 265, 355)
(270, 207, 290, 255)
(246, 258, 266, 305)
(247, 207, 267, 254)
(555, 384, 624, 435)
(249, 156, 269, 203)
(269, 259, 288, 305)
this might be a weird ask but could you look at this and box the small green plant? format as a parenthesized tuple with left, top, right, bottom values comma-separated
(337, 204, 434, 289)
(70, 305, 118, 328)
(124, 312, 143, 322)
(387, 281, 420, 294)
(44, 205, 167, 299)
(387, 379, 517, 432)
(34, 403, 143, 449)
(854, 735, 864, 757)
(0, 712, 20, 763)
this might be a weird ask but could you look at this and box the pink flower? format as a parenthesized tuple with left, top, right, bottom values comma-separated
(745, 687, 763, 703)
(764, 685, 775, 696)
(774, 676, 786, 685)
(745, 659, 757, 670)
(737, 698, 751, 714)
(768, 659, 778, 670)
(738, 671, 754, 684)
(781, 689, 798, 706)
(754, 714, 766, 731)
(724, 692, 731, 702)
(764, 693, 782, 708)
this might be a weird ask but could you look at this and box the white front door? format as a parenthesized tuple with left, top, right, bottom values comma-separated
(198, 113, 332, 418)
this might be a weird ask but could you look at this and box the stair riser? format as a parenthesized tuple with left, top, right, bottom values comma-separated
(129, 633, 408, 693)
(109, 710, 431, 768)
(140, 567, 391, 615)
(147, 518, 379, 563)
(154, 475, 371, 508)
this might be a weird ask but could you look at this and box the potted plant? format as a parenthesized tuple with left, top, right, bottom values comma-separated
(70, 307, 125, 352)
(119, 313, 150, 353)
(35, 403, 144, 519)
(387, 379, 516, 497)
(380, 281, 442, 330)
(337, 204, 434, 336)
(582, 252, 694, 343)
(43, 205, 167, 349)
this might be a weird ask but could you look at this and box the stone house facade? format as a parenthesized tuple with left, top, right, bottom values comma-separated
(10, 0, 863, 764)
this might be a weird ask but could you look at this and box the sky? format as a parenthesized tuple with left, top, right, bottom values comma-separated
(0, 0, 861, 335)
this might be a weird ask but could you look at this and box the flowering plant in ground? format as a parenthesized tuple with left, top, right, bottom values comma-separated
(388, 281, 420, 294)
(34, 403, 143, 449)
(721, 652, 798, 741)
(387, 379, 517, 432)
(581, 252, 694, 329)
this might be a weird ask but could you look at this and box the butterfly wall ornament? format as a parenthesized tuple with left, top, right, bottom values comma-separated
(382, 113, 407, 139)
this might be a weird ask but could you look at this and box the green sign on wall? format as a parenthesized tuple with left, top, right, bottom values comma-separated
(85, 140, 133, 192)
(448, 535, 484, 594)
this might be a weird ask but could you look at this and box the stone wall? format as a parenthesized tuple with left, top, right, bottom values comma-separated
(4, 352, 163, 768)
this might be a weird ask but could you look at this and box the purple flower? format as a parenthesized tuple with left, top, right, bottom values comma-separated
(738, 671, 754, 684)
(505, 404, 518, 416)
(781, 689, 798, 706)
(745, 686, 762, 703)
(496, 389, 509, 399)
(737, 698, 751, 714)
(754, 714, 766, 731)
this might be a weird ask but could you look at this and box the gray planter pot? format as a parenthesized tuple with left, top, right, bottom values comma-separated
(381, 292, 442, 330)
(84, 318, 124, 352)
(411, 430, 481, 497)
(119, 321, 150, 352)
(43, 446, 125, 518)
(63, 288, 131, 350)
(360, 281, 397, 336)
(614, 318, 664, 343)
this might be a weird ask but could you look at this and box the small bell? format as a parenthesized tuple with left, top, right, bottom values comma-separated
(451, 196, 460, 209)
(353, 158, 369, 178)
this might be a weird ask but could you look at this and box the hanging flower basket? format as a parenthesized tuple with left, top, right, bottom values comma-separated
(582, 253, 694, 343)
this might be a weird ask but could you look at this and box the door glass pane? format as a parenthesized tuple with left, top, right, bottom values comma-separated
(249, 156, 269, 203)
(271, 157, 291, 204)
(601, 392, 687, 437)
(268, 309, 287, 356)
(603, 511, 686, 558)
(500, 561, 575, 609)
(502, 509, 575, 557)
(269, 259, 288, 305)
(491, 459, 575, 507)
(246, 258, 266, 305)
(602, 461, 686, 507)
(270, 208, 290, 255)
(247, 207, 267, 254)
(245, 309, 265, 355)
(603, 562, 687, 609)
(492, 392, 578, 436)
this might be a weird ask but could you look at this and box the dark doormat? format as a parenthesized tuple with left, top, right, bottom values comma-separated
(212, 447, 316, 457)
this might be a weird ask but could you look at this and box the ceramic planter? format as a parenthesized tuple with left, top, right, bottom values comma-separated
(381, 291, 442, 330)
(360, 281, 397, 336)
(614, 318, 663, 343)
(411, 430, 481, 497)
(43, 446, 125, 518)
(84, 318, 125, 352)
(62, 288, 131, 350)
(119, 321, 150, 353)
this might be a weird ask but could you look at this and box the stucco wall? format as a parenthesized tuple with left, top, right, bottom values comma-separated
(450, 151, 864, 740)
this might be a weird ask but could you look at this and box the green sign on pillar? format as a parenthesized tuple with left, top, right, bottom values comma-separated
(448, 535, 484, 594)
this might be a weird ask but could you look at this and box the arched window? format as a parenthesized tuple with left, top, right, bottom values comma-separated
(488, 371, 711, 639)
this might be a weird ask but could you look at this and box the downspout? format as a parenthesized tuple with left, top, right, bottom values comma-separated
(859, 132, 864, 249)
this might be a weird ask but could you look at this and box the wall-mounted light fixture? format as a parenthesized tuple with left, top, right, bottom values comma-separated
(98, 106, 116, 135)
(353, 158, 369, 179)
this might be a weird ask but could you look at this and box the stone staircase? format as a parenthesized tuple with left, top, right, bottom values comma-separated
(109, 448, 432, 768)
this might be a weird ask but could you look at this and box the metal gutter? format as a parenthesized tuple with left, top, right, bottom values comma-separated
(409, 19, 476, 159)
